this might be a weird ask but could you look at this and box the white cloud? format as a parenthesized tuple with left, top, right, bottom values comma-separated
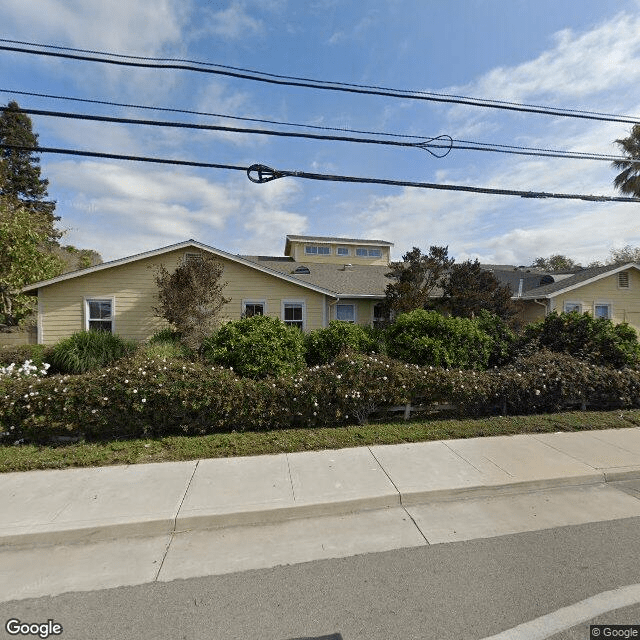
(48, 161, 241, 259)
(199, 2, 263, 40)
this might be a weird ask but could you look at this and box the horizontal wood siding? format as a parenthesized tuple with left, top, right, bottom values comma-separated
(551, 268, 640, 333)
(38, 249, 327, 345)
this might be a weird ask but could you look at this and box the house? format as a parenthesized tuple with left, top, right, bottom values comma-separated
(19, 234, 640, 345)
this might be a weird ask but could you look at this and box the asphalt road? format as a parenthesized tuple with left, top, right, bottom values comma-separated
(1, 516, 639, 640)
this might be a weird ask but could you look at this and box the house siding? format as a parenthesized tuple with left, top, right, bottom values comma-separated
(37, 249, 327, 345)
(550, 268, 640, 332)
(288, 240, 390, 266)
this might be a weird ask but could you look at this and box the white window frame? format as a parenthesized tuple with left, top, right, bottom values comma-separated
(282, 299, 306, 330)
(84, 296, 115, 333)
(594, 302, 612, 319)
(335, 303, 356, 323)
(563, 302, 582, 314)
(242, 299, 267, 318)
(618, 271, 630, 289)
(336, 246, 350, 256)
(305, 245, 331, 256)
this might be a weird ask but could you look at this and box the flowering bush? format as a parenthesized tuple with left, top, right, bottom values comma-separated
(0, 359, 50, 379)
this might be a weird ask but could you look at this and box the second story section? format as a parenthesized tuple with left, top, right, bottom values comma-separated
(285, 235, 393, 266)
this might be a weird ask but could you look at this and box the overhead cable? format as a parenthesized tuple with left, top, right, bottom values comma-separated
(3, 144, 639, 203)
(12, 105, 639, 164)
(1, 39, 639, 124)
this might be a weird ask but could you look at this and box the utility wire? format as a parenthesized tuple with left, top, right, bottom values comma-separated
(16, 106, 453, 157)
(3, 144, 639, 203)
(2, 39, 639, 124)
(12, 105, 639, 164)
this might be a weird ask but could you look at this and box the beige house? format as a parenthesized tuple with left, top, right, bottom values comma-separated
(20, 234, 640, 345)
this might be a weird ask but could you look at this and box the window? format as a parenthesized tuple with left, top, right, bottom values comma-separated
(305, 245, 330, 255)
(283, 302, 304, 329)
(337, 247, 350, 256)
(618, 272, 630, 289)
(594, 304, 611, 319)
(356, 247, 382, 257)
(86, 298, 113, 333)
(243, 301, 265, 318)
(336, 304, 355, 323)
(563, 302, 582, 313)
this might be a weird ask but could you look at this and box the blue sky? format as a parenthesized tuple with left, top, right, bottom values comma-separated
(1, 0, 639, 264)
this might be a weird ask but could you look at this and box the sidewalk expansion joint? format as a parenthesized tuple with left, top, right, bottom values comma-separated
(367, 447, 430, 545)
(285, 453, 297, 502)
(154, 459, 200, 582)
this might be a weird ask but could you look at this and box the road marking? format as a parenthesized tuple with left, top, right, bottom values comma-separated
(481, 583, 640, 640)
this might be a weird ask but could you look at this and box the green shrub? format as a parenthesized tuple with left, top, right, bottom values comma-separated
(0, 344, 50, 368)
(475, 310, 517, 367)
(304, 321, 377, 366)
(148, 328, 182, 344)
(520, 311, 640, 368)
(48, 331, 137, 374)
(385, 310, 492, 369)
(143, 328, 193, 361)
(202, 315, 306, 378)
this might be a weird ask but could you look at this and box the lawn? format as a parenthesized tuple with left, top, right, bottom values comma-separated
(1, 409, 639, 473)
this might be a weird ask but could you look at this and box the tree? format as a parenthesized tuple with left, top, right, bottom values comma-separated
(607, 245, 640, 265)
(153, 254, 231, 351)
(0, 101, 60, 242)
(0, 197, 65, 325)
(383, 246, 454, 318)
(442, 259, 516, 321)
(530, 254, 579, 271)
(612, 124, 640, 197)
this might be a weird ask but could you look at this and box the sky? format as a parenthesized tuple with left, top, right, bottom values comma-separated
(1, 0, 640, 265)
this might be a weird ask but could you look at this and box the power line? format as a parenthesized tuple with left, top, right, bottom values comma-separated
(12, 105, 638, 164)
(2, 39, 639, 124)
(16, 106, 453, 157)
(3, 143, 639, 203)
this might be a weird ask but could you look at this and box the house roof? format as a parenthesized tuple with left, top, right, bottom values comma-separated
(518, 263, 640, 298)
(285, 235, 393, 246)
(22, 240, 341, 298)
(242, 256, 392, 297)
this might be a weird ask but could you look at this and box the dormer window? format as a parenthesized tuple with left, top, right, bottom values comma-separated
(337, 247, 350, 256)
(305, 245, 330, 255)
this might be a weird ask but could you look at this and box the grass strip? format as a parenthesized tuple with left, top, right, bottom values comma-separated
(1, 409, 639, 473)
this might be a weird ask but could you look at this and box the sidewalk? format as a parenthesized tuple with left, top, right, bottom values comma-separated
(3, 427, 640, 549)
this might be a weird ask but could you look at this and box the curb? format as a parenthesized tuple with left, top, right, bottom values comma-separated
(3, 467, 639, 550)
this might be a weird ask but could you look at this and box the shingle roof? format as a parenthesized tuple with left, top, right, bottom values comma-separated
(242, 256, 392, 296)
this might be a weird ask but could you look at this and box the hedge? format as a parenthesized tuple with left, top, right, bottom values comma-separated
(2, 351, 639, 444)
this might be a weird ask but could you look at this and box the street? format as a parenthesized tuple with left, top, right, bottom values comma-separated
(1, 515, 639, 640)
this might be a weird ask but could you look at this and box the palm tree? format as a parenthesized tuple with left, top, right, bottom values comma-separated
(612, 124, 640, 197)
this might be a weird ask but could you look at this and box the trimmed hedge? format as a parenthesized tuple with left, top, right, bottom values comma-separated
(2, 351, 639, 444)
(202, 315, 306, 378)
(304, 321, 377, 366)
(385, 310, 493, 369)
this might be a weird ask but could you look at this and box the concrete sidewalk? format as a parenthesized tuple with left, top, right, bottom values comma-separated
(3, 427, 640, 549)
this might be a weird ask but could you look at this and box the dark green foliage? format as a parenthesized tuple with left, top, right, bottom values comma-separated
(612, 123, 640, 197)
(48, 331, 137, 374)
(519, 311, 640, 368)
(443, 259, 517, 321)
(304, 320, 377, 366)
(475, 310, 517, 367)
(148, 328, 183, 344)
(202, 315, 306, 378)
(0, 101, 59, 237)
(3, 351, 640, 444)
(385, 309, 493, 369)
(383, 246, 453, 317)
